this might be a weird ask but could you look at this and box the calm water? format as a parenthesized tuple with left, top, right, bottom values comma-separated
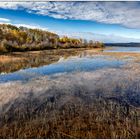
(1, 47, 139, 83)
(0, 55, 126, 83)
(104, 47, 140, 53)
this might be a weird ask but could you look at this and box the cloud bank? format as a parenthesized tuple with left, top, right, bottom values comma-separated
(0, 18, 10, 22)
(0, 17, 11, 24)
(0, 2, 140, 28)
(56, 31, 140, 43)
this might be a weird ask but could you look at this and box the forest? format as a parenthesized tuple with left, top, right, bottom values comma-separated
(0, 24, 104, 53)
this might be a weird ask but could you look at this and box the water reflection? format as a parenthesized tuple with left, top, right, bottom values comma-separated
(0, 54, 126, 83)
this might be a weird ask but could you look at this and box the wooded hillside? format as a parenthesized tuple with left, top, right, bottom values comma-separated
(0, 24, 104, 53)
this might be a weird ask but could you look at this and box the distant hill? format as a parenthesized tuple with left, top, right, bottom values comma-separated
(105, 42, 140, 47)
(0, 24, 104, 53)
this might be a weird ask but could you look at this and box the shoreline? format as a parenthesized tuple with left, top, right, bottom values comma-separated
(0, 48, 103, 73)
(1, 47, 140, 74)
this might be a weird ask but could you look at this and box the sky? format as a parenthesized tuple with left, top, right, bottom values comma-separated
(0, 2, 140, 43)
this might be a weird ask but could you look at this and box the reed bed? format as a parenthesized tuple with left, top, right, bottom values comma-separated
(0, 64, 139, 138)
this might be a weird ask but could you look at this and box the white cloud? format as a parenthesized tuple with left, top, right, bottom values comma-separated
(15, 23, 48, 31)
(0, 18, 10, 22)
(56, 31, 140, 43)
(0, 17, 11, 25)
(0, 2, 140, 28)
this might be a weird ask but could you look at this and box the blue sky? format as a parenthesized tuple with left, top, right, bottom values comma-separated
(0, 2, 140, 43)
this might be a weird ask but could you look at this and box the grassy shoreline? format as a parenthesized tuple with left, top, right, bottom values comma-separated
(1, 47, 140, 74)
(0, 48, 103, 74)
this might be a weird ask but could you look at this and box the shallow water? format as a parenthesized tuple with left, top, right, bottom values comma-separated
(0, 55, 126, 83)
(104, 47, 140, 53)
(1, 46, 140, 83)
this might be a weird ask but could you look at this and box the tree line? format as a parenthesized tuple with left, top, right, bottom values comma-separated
(0, 24, 104, 53)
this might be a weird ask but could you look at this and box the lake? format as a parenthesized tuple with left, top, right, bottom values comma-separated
(0, 46, 140, 83)
(0, 55, 126, 83)
(0, 46, 140, 139)
(104, 46, 140, 53)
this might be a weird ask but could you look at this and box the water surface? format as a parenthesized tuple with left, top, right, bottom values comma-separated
(104, 47, 140, 53)
(1, 46, 139, 83)
(0, 55, 125, 83)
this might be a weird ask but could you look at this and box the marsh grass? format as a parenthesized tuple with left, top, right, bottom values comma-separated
(0, 49, 140, 138)
(1, 48, 140, 74)
(0, 93, 139, 138)
(0, 48, 97, 73)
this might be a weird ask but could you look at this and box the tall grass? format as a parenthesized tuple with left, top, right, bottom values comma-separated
(0, 48, 90, 73)
(0, 92, 139, 138)
(0, 65, 139, 138)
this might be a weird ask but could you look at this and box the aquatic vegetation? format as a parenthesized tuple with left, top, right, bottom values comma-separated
(0, 65, 139, 138)
(0, 48, 90, 73)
